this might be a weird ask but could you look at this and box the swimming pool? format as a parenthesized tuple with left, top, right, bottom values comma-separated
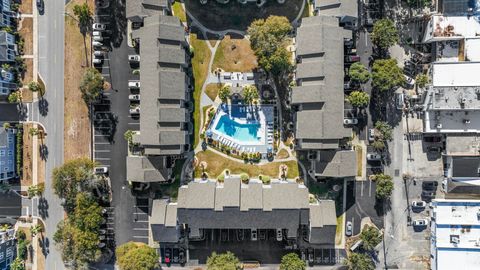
(214, 114, 261, 143)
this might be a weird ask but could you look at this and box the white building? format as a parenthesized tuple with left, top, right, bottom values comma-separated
(430, 199, 480, 270)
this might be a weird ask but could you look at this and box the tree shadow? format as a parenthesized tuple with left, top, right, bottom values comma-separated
(39, 144, 48, 161)
(107, 0, 127, 48)
(38, 197, 49, 219)
(38, 97, 49, 116)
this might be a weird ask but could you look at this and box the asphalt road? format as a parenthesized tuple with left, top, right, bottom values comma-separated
(92, 1, 144, 246)
(36, 0, 66, 268)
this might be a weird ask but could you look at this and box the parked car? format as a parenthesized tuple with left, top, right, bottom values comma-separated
(92, 41, 103, 47)
(164, 248, 171, 264)
(276, 229, 283, 241)
(427, 146, 442, 153)
(413, 219, 429, 227)
(128, 54, 140, 63)
(173, 249, 179, 263)
(421, 190, 435, 198)
(96, 0, 110, 8)
(308, 249, 314, 264)
(129, 106, 140, 115)
(422, 181, 438, 191)
(345, 55, 361, 63)
(93, 35, 103, 42)
(179, 249, 185, 265)
(343, 118, 358, 125)
(128, 81, 140, 89)
(92, 31, 102, 37)
(129, 94, 140, 101)
(251, 229, 257, 241)
(366, 153, 381, 161)
(94, 166, 108, 174)
(368, 129, 375, 142)
(395, 92, 404, 110)
(345, 221, 353, 237)
(92, 58, 102, 65)
(92, 23, 106, 31)
(344, 38, 354, 48)
(93, 51, 105, 57)
(36, 0, 44, 14)
(411, 201, 427, 208)
(404, 75, 415, 88)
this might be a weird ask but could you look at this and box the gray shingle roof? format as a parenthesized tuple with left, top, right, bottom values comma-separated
(126, 155, 170, 182)
(133, 14, 189, 153)
(240, 182, 263, 211)
(126, 0, 169, 22)
(313, 0, 358, 18)
(150, 200, 179, 243)
(314, 150, 356, 177)
(215, 178, 241, 211)
(177, 181, 216, 209)
(294, 16, 352, 147)
(309, 200, 337, 227)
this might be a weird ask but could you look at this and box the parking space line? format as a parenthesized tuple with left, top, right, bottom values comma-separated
(95, 142, 110, 145)
(133, 212, 148, 215)
(94, 150, 110, 152)
(128, 122, 140, 125)
(133, 236, 149, 239)
(133, 228, 149, 231)
(95, 158, 111, 161)
(134, 220, 149, 223)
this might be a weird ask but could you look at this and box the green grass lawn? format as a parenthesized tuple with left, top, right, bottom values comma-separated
(205, 83, 222, 101)
(355, 145, 363, 177)
(191, 34, 211, 149)
(211, 35, 257, 72)
(335, 214, 345, 245)
(194, 150, 300, 179)
(172, 1, 187, 22)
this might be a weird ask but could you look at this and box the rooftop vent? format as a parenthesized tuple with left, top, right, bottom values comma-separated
(464, 119, 471, 124)
(450, 235, 460, 244)
(436, 123, 443, 129)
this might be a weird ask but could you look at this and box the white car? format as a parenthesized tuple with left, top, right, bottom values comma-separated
(128, 54, 140, 63)
(251, 229, 257, 241)
(92, 58, 102, 65)
(411, 201, 427, 208)
(93, 51, 105, 57)
(94, 166, 108, 174)
(129, 94, 140, 101)
(96, 0, 110, 8)
(344, 118, 358, 125)
(413, 219, 428, 227)
(345, 221, 353, 237)
(368, 129, 375, 142)
(92, 31, 102, 37)
(404, 75, 415, 88)
(128, 81, 140, 89)
(92, 41, 103, 47)
(366, 153, 381, 161)
(129, 106, 140, 114)
(92, 23, 106, 31)
(93, 35, 103, 42)
(276, 229, 282, 241)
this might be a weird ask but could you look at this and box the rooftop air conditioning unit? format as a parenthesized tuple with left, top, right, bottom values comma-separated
(450, 235, 460, 244)
(464, 119, 471, 124)
(437, 123, 443, 129)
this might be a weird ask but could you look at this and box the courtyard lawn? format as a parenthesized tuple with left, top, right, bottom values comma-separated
(191, 33, 212, 148)
(172, 1, 187, 22)
(335, 214, 345, 245)
(205, 83, 223, 101)
(355, 145, 363, 177)
(184, 0, 304, 31)
(212, 35, 257, 72)
(194, 150, 300, 179)
(202, 105, 213, 132)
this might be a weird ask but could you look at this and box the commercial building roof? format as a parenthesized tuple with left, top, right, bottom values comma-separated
(446, 135, 480, 155)
(126, 0, 169, 22)
(432, 62, 480, 87)
(313, 0, 358, 18)
(423, 15, 480, 42)
(451, 156, 480, 178)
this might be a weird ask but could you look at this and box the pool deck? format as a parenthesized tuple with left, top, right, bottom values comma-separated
(208, 104, 274, 154)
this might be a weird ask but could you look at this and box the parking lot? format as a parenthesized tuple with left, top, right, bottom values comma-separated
(131, 198, 149, 243)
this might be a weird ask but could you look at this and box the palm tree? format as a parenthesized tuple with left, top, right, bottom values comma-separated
(30, 224, 43, 237)
(27, 81, 40, 92)
(72, 3, 92, 35)
(29, 127, 40, 136)
(242, 85, 259, 106)
(218, 85, 231, 104)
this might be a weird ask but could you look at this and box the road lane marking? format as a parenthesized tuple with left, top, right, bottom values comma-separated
(133, 236, 149, 239)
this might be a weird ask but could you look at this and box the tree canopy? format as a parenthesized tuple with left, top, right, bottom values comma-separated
(415, 73, 429, 88)
(116, 242, 159, 270)
(219, 85, 231, 103)
(206, 251, 240, 270)
(372, 59, 405, 92)
(72, 3, 92, 34)
(52, 158, 97, 213)
(374, 173, 394, 199)
(347, 91, 370, 107)
(80, 68, 104, 103)
(243, 85, 259, 104)
(360, 226, 381, 250)
(8, 91, 21, 103)
(280, 253, 306, 270)
(374, 121, 393, 141)
(349, 62, 371, 84)
(371, 19, 399, 49)
(10, 257, 25, 270)
(345, 252, 375, 270)
(247, 16, 292, 76)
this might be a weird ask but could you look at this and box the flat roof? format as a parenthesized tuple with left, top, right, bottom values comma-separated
(429, 86, 480, 110)
(424, 110, 480, 133)
(432, 62, 480, 87)
(424, 15, 480, 42)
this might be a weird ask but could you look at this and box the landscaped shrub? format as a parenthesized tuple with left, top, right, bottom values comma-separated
(259, 175, 271, 185)
(217, 174, 225, 182)
(240, 173, 249, 184)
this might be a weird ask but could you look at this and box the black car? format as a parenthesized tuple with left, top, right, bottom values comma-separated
(173, 248, 179, 263)
(36, 0, 44, 14)
(421, 190, 435, 198)
(164, 248, 172, 264)
(422, 181, 438, 191)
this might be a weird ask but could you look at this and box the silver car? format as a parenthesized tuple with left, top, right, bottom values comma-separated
(345, 221, 353, 236)
(344, 118, 358, 125)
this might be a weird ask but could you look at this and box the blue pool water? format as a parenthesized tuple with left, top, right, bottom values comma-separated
(214, 115, 261, 143)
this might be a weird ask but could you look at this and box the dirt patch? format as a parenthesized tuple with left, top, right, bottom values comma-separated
(205, 83, 223, 101)
(19, 0, 33, 14)
(21, 87, 33, 103)
(64, 0, 93, 161)
(185, 0, 304, 31)
(194, 150, 299, 179)
(21, 123, 33, 187)
(276, 148, 289, 159)
(212, 35, 257, 72)
(18, 17, 33, 55)
(21, 58, 33, 85)
(36, 232, 46, 270)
